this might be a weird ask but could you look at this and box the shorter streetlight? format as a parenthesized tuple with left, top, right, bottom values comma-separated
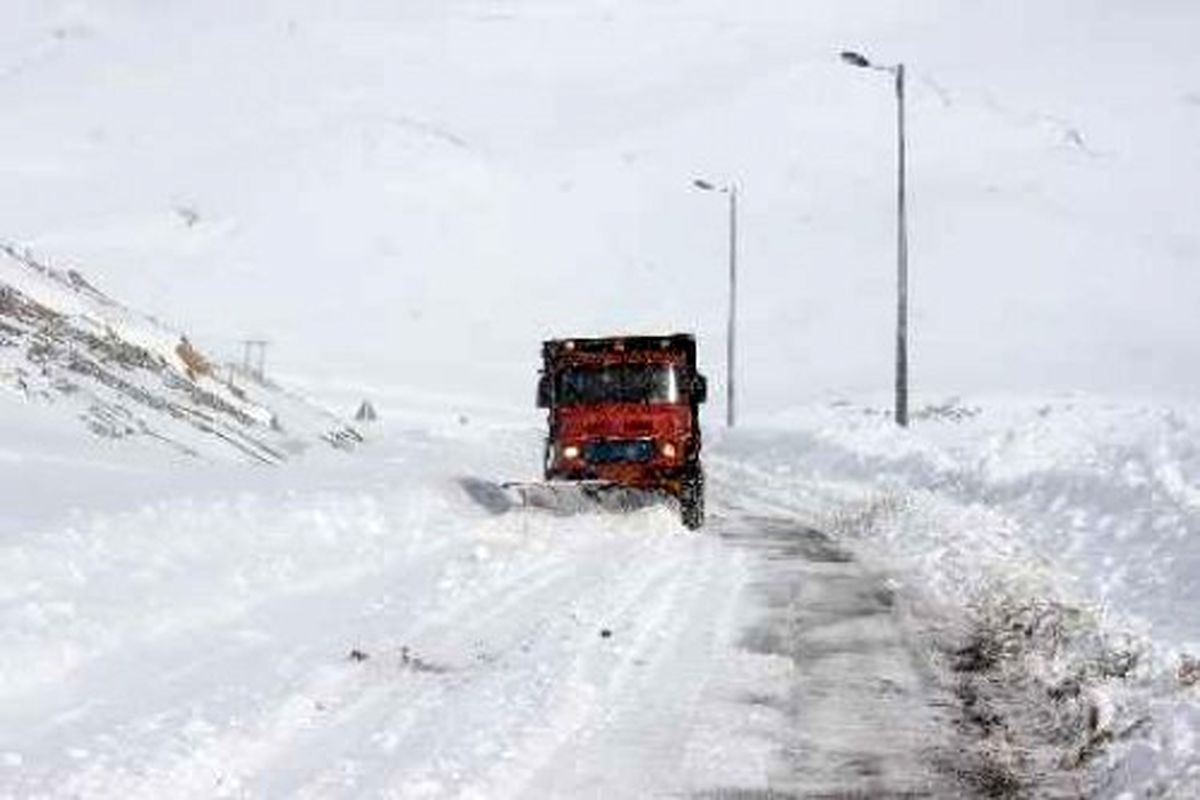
(693, 178, 738, 428)
(841, 49, 910, 428)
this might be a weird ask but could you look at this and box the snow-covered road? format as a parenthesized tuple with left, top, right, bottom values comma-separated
(715, 513, 964, 797)
(6, 413, 1199, 797)
(1, 428, 995, 798)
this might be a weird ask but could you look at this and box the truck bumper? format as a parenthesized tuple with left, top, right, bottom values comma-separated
(544, 463, 694, 498)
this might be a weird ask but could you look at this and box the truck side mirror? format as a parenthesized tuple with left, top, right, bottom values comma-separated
(691, 374, 708, 404)
(536, 375, 552, 408)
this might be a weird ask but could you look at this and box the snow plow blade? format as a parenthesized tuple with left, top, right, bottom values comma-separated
(503, 481, 665, 514)
(458, 477, 665, 516)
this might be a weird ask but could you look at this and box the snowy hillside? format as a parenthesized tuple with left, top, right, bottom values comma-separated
(0, 244, 360, 462)
(2, 0, 1197, 405)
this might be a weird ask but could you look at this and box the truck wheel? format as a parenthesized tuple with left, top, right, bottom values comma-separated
(680, 467, 705, 530)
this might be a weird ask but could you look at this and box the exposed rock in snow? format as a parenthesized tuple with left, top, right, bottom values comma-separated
(0, 244, 359, 462)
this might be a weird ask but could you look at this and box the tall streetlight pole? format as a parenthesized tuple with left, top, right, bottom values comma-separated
(693, 178, 738, 428)
(841, 50, 909, 427)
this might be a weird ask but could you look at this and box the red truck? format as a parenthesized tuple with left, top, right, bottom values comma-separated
(535, 334, 708, 529)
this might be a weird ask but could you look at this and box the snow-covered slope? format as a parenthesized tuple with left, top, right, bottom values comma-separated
(1, 0, 1197, 406)
(0, 244, 359, 463)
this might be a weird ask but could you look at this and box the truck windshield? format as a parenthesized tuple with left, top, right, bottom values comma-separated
(556, 364, 680, 405)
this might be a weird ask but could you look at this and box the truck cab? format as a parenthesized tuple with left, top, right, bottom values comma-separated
(536, 334, 708, 529)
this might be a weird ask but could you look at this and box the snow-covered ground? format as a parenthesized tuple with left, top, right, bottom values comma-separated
(2, 395, 1198, 797)
(0, 419, 792, 798)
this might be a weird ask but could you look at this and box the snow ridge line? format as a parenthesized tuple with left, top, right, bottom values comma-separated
(492, 533, 722, 798)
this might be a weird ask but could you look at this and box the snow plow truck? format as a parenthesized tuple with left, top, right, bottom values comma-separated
(513, 334, 708, 529)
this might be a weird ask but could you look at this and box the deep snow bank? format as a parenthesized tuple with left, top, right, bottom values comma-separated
(751, 397, 1200, 653)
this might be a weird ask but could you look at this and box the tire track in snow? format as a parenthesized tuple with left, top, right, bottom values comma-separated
(45, 510, 686, 799)
(511, 527, 747, 798)
(354, 526, 701, 799)
(8, 505, 596, 797)
(264, 530, 669, 797)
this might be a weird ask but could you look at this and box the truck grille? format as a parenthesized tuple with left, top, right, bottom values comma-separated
(584, 439, 655, 464)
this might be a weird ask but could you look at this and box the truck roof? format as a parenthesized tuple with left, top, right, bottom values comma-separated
(541, 334, 697, 365)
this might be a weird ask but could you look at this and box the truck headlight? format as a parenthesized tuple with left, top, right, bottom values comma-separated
(562, 445, 581, 459)
(661, 442, 677, 459)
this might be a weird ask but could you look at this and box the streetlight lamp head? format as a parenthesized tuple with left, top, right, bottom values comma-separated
(840, 50, 872, 68)
(693, 179, 716, 191)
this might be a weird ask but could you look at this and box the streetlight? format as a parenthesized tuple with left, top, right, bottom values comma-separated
(693, 178, 738, 428)
(841, 49, 910, 427)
